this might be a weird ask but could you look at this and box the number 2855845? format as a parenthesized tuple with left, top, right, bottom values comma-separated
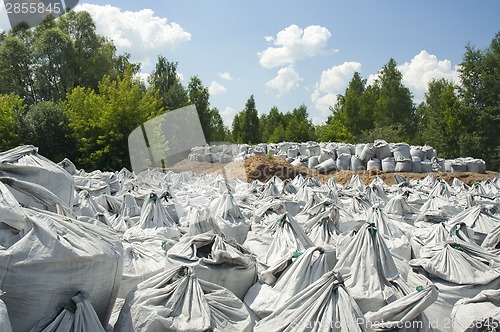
(5, 2, 62, 14)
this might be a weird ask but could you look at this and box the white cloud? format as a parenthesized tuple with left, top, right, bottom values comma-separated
(398, 50, 459, 102)
(265, 66, 302, 96)
(217, 72, 233, 81)
(258, 24, 333, 68)
(311, 61, 362, 118)
(220, 106, 236, 127)
(209, 81, 227, 95)
(74, 4, 191, 68)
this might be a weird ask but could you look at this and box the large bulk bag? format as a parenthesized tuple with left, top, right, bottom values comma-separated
(392, 143, 411, 160)
(381, 157, 396, 172)
(355, 143, 365, 158)
(0, 182, 123, 332)
(0, 298, 11, 332)
(367, 158, 381, 171)
(410, 146, 426, 160)
(303, 208, 341, 268)
(165, 232, 257, 300)
(351, 155, 366, 171)
(447, 206, 500, 245)
(410, 242, 500, 331)
(307, 156, 319, 169)
(336, 153, 351, 170)
(374, 140, 392, 160)
(209, 191, 250, 244)
(287, 148, 299, 158)
(306, 143, 321, 157)
(450, 289, 500, 331)
(244, 247, 329, 319)
(336, 144, 351, 156)
(124, 192, 181, 241)
(254, 271, 371, 331)
(261, 213, 314, 270)
(423, 145, 436, 160)
(318, 149, 335, 163)
(365, 284, 438, 330)
(334, 223, 403, 314)
(29, 291, 105, 332)
(412, 156, 422, 173)
(421, 161, 433, 173)
(395, 159, 413, 172)
(360, 143, 376, 162)
(314, 158, 337, 174)
(115, 266, 253, 332)
(0, 145, 74, 209)
(450, 159, 467, 172)
(466, 159, 487, 173)
(118, 240, 166, 299)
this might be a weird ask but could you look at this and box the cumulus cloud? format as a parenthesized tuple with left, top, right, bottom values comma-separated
(311, 61, 362, 117)
(398, 50, 459, 102)
(217, 72, 233, 81)
(209, 81, 227, 95)
(258, 24, 334, 68)
(220, 106, 236, 126)
(265, 66, 302, 96)
(74, 4, 191, 67)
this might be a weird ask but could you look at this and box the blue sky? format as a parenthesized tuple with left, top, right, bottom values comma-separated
(1, 1, 499, 126)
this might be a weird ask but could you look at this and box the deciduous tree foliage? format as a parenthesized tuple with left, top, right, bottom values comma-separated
(458, 33, 500, 170)
(149, 56, 188, 111)
(0, 93, 24, 151)
(65, 67, 163, 170)
(18, 101, 75, 162)
(0, 11, 497, 171)
(0, 12, 127, 104)
(417, 79, 461, 159)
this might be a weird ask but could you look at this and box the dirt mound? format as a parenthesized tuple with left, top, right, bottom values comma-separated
(243, 156, 499, 186)
(167, 156, 498, 185)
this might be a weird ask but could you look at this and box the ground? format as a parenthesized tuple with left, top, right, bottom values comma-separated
(168, 156, 499, 186)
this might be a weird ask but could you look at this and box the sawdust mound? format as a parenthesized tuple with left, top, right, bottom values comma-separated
(243, 156, 499, 186)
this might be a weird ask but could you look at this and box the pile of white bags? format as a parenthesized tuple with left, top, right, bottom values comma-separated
(0, 181, 123, 332)
(0, 144, 498, 331)
(187, 140, 488, 173)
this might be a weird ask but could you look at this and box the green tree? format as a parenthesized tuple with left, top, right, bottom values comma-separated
(261, 106, 286, 142)
(18, 100, 75, 162)
(231, 113, 244, 143)
(209, 108, 229, 142)
(58, 11, 119, 89)
(0, 93, 25, 151)
(372, 58, 416, 140)
(417, 79, 461, 158)
(32, 24, 76, 101)
(0, 28, 36, 103)
(243, 95, 260, 144)
(188, 76, 212, 141)
(149, 56, 188, 111)
(65, 67, 163, 170)
(284, 104, 315, 142)
(458, 33, 500, 170)
(0, 11, 134, 104)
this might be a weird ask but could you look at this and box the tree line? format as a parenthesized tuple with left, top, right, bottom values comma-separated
(0, 11, 498, 171)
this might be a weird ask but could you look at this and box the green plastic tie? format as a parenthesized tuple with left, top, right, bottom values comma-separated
(292, 251, 302, 258)
(452, 245, 462, 251)
(366, 222, 377, 237)
(161, 241, 168, 250)
(277, 217, 286, 223)
(450, 229, 458, 236)
(416, 285, 424, 292)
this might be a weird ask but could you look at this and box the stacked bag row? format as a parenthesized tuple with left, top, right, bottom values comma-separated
(0, 144, 498, 331)
(188, 140, 487, 173)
